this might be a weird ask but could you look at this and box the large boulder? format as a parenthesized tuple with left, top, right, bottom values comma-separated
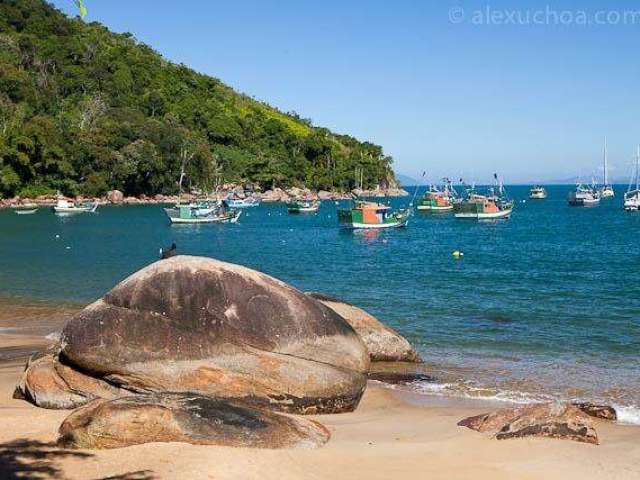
(106, 190, 124, 204)
(58, 393, 330, 450)
(14, 353, 126, 409)
(58, 256, 369, 414)
(458, 403, 599, 444)
(307, 292, 420, 362)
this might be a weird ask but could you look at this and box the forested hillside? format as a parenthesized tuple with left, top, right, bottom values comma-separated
(0, 0, 395, 198)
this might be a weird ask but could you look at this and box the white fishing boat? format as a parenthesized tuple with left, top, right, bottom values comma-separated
(624, 146, 640, 211)
(600, 137, 615, 198)
(53, 199, 98, 214)
(529, 185, 547, 199)
(568, 183, 600, 207)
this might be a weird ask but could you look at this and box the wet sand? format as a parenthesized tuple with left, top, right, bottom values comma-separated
(1, 298, 639, 480)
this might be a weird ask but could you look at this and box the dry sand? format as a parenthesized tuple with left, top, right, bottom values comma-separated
(1, 300, 639, 480)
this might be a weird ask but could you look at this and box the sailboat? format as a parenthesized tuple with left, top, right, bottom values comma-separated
(624, 146, 640, 211)
(600, 137, 615, 198)
(568, 182, 600, 207)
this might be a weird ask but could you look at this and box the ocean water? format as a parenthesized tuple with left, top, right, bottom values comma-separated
(1, 185, 639, 420)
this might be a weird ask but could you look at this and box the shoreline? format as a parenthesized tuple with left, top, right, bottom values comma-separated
(0, 187, 410, 210)
(1, 297, 640, 479)
(3, 295, 640, 426)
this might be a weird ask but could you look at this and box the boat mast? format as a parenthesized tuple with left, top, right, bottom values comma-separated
(603, 137, 608, 186)
(635, 146, 640, 192)
(637, 146, 640, 191)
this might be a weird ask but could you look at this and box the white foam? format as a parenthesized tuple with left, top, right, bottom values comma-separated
(390, 379, 555, 406)
(614, 405, 640, 425)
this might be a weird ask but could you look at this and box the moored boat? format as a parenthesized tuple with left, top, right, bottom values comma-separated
(600, 137, 615, 199)
(416, 180, 456, 212)
(624, 146, 640, 211)
(287, 199, 320, 214)
(53, 199, 98, 214)
(568, 183, 600, 207)
(529, 186, 547, 199)
(12, 203, 39, 215)
(338, 200, 410, 229)
(454, 174, 513, 220)
(454, 193, 513, 219)
(164, 203, 241, 224)
(225, 196, 260, 208)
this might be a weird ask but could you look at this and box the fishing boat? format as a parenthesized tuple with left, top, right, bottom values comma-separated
(416, 179, 456, 212)
(568, 183, 600, 207)
(287, 199, 320, 214)
(225, 196, 260, 208)
(529, 186, 547, 199)
(52, 199, 98, 214)
(624, 146, 640, 211)
(164, 203, 241, 224)
(338, 200, 410, 229)
(454, 174, 513, 220)
(600, 137, 615, 198)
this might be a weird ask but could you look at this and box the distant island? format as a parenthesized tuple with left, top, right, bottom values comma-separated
(0, 0, 397, 200)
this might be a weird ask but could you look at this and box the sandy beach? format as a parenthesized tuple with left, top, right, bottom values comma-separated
(1, 299, 639, 480)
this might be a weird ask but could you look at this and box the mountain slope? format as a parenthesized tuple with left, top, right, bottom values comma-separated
(0, 0, 394, 197)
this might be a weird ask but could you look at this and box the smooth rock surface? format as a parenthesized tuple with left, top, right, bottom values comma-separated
(106, 190, 124, 204)
(58, 393, 330, 450)
(306, 292, 420, 362)
(59, 256, 369, 414)
(458, 403, 599, 444)
(14, 353, 124, 409)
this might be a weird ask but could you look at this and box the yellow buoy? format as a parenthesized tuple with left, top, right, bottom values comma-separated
(453, 250, 463, 258)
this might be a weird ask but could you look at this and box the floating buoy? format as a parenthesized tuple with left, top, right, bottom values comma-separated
(55, 234, 60, 239)
(453, 250, 463, 258)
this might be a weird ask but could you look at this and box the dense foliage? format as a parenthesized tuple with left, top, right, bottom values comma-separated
(0, 0, 395, 198)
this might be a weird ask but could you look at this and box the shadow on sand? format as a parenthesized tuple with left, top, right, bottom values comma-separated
(0, 439, 155, 479)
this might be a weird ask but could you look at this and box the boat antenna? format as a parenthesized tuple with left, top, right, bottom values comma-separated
(409, 171, 426, 208)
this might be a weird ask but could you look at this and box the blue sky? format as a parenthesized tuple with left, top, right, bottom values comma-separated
(51, 0, 640, 183)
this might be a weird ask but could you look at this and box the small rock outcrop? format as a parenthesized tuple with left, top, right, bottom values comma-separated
(573, 403, 617, 421)
(58, 393, 330, 450)
(43, 256, 369, 414)
(458, 403, 599, 444)
(14, 353, 125, 409)
(306, 292, 420, 363)
(367, 361, 435, 384)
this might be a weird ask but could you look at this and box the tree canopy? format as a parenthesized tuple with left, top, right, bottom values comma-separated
(0, 0, 395, 198)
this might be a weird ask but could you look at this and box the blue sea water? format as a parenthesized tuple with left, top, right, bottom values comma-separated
(1, 185, 639, 419)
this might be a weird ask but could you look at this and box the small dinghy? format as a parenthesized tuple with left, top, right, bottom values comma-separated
(14, 208, 38, 215)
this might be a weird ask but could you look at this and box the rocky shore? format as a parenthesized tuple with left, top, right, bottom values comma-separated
(0, 185, 409, 209)
(0, 259, 639, 478)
